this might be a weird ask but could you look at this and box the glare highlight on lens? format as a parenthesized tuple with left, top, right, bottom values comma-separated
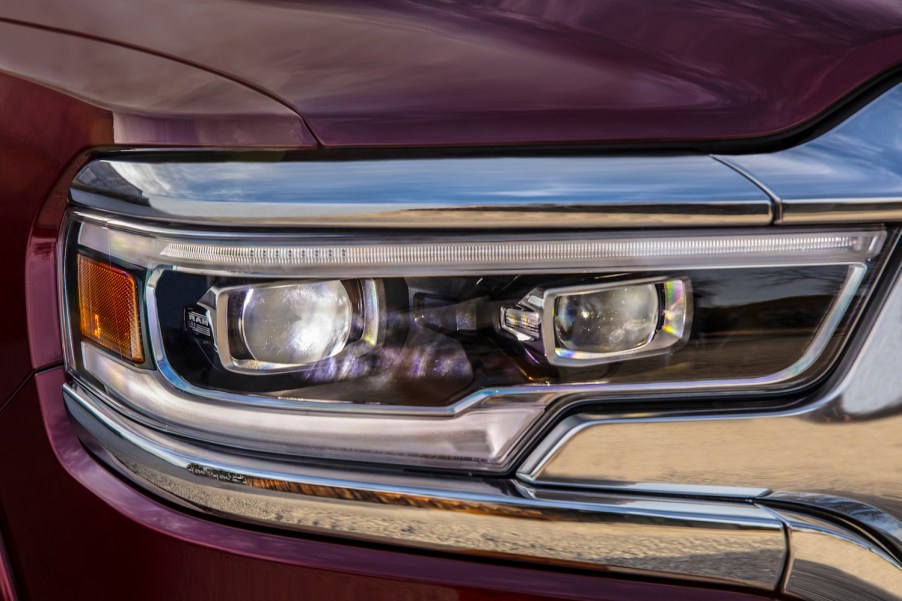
(239, 280, 352, 365)
(554, 284, 659, 355)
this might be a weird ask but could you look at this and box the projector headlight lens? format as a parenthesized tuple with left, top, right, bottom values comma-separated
(502, 278, 690, 366)
(239, 280, 352, 366)
(554, 284, 660, 354)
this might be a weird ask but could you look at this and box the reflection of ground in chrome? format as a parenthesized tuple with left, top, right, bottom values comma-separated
(127, 459, 784, 588)
(541, 411, 902, 511)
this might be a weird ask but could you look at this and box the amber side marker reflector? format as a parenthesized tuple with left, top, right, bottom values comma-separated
(77, 254, 144, 362)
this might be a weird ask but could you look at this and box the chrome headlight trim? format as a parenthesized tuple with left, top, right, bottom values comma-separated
(193, 277, 384, 375)
(519, 241, 902, 564)
(500, 277, 692, 367)
(70, 154, 772, 229)
(61, 210, 888, 471)
(78, 210, 885, 403)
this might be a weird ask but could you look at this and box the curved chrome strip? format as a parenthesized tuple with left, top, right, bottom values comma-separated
(721, 83, 902, 224)
(65, 381, 787, 590)
(79, 343, 544, 470)
(69, 155, 772, 228)
(764, 492, 902, 556)
(770, 509, 902, 601)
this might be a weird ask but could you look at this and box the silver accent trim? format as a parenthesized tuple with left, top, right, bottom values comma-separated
(772, 509, 902, 601)
(69, 155, 772, 229)
(64, 381, 787, 590)
(721, 82, 902, 224)
(78, 342, 545, 470)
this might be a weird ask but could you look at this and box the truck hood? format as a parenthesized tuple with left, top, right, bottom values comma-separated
(4, 0, 902, 148)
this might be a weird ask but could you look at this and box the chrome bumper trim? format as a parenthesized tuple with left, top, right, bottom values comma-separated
(69, 155, 771, 229)
(65, 381, 788, 590)
(774, 510, 902, 601)
(66, 381, 902, 598)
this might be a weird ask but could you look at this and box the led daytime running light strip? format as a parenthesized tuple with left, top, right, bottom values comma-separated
(75, 214, 885, 276)
(160, 234, 874, 267)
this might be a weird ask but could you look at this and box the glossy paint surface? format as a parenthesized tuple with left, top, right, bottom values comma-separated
(0, 73, 109, 404)
(0, 367, 776, 601)
(4, 0, 902, 147)
(0, 21, 314, 147)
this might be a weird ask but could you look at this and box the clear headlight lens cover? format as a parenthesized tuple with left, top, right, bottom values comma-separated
(62, 212, 890, 470)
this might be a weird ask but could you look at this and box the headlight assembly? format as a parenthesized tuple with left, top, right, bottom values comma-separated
(61, 211, 889, 470)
